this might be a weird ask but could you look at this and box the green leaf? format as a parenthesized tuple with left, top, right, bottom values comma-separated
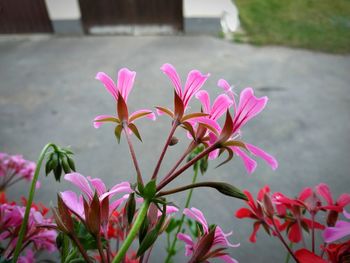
(143, 180, 157, 199)
(138, 216, 149, 244)
(114, 125, 123, 143)
(61, 156, 71, 174)
(128, 123, 142, 142)
(67, 156, 76, 171)
(165, 218, 181, 234)
(137, 204, 166, 257)
(126, 193, 136, 224)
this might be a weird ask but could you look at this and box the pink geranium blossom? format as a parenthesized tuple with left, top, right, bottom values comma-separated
(160, 63, 209, 111)
(203, 80, 277, 174)
(323, 210, 350, 243)
(0, 195, 56, 261)
(178, 207, 239, 263)
(93, 68, 155, 131)
(0, 153, 38, 191)
(61, 173, 133, 220)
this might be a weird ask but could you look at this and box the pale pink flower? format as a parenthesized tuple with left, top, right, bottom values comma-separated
(177, 207, 239, 263)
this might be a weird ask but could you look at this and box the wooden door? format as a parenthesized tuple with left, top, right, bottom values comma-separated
(0, 0, 53, 33)
(79, 0, 183, 33)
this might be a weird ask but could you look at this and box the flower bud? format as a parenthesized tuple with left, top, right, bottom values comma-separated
(169, 136, 179, 146)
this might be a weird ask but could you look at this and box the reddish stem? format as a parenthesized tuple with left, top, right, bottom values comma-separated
(123, 127, 144, 186)
(162, 141, 197, 182)
(271, 219, 299, 263)
(156, 143, 217, 191)
(151, 121, 179, 180)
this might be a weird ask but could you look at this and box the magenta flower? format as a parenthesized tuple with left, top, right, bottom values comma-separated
(0, 153, 38, 191)
(93, 68, 155, 139)
(323, 210, 350, 243)
(0, 202, 56, 260)
(177, 207, 239, 263)
(202, 80, 277, 174)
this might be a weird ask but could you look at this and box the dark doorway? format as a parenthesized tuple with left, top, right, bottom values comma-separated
(0, 0, 53, 33)
(78, 0, 183, 33)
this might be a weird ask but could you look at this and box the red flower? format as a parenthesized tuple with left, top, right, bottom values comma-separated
(323, 240, 350, 263)
(235, 186, 277, 242)
(295, 249, 327, 263)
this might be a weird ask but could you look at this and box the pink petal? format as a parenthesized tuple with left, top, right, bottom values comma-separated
(117, 68, 136, 102)
(178, 233, 194, 257)
(99, 181, 133, 201)
(95, 72, 118, 100)
(232, 147, 257, 174)
(323, 221, 350, 243)
(209, 149, 220, 160)
(183, 207, 209, 234)
(245, 143, 278, 170)
(64, 173, 93, 200)
(210, 94, 233, 120)
(194, 117, 221, 136)
(316, 183, 334, 205)
(218, 255, 239, 263)
(183, 70, 209, 107)
(195, 90, 211, 113)
(60, 191, 84, 218)
(87, 177, 106, 196)
(160, 63, 182, 97)
(214, 226, 240, 248)
(233, 88, 268, 132)
(177, 233, 193, 246)
(109, 194, 129, 213)
(93, 115, 118, 128)
(129, 109, 156, 122)
(157, 205, 179, 217)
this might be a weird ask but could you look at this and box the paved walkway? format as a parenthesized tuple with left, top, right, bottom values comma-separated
(1, 35, 350, 262)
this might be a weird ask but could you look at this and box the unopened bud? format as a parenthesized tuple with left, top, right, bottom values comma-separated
(169, 136, 179, 146)
(263, 193, 274, 218)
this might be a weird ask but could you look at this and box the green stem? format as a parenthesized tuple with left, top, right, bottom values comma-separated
(112, 200, 151, 263)
(164, 167, 199, 263)
(12, 143, 57, 262)
(285, 242, 293, 263)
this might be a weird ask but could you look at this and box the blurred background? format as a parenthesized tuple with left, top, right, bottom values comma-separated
(1, 0, 350, 262)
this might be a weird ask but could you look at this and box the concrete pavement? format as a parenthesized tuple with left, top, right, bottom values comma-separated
(1, 35, 350, 262)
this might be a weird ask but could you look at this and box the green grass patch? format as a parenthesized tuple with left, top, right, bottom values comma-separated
(234, 0, 350, 53)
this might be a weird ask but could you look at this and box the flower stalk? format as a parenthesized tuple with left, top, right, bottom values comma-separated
(112, 199, 151, 263)
(12, 143, 58, 262)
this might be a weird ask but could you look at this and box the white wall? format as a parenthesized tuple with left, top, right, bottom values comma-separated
(184, 0, 237, 18)
(45, 0, 81, 20)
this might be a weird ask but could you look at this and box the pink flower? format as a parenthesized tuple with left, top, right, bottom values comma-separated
(323, 210, 350, 243)
(201, 80, 277, 174)
(60, 173, 133, 220)
(0, 200, 56, 260)
(178, 207, 239, 263)
(93, 68, 155, 133)
(0, 153, 37, 190)
(160, 63, 209, 110)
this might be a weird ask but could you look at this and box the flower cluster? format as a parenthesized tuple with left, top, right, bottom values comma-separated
(235, 183, 350, 262)
(0, 152, 37, 191)
(0, 193, 56, 262)
(178, 207, 239, 263)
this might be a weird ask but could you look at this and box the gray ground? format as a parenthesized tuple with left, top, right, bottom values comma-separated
(1, 35, 350, 262)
